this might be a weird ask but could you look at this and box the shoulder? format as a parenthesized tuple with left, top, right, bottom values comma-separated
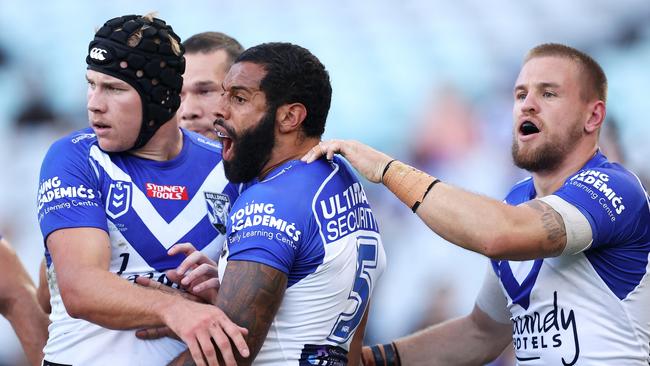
(565, 162, 648, 213)
(235, 158, 352, 216)
(504, 177, 534, 204)
(258, 157, 354, 199)
(181, 128, 224, 155)
(49, 128, 97, 152)
(43, 128, 98, 165)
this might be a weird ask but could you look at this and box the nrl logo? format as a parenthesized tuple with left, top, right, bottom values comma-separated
(106, 181, 132, 219)
(204, 192, 230, 235)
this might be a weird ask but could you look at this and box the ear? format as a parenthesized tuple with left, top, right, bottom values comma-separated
(585, 100, 605, 134)
(276, 103, 307, 134)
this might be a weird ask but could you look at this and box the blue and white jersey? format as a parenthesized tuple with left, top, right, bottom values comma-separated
(37, 128, 238, 365)
(218, 157, 386, 365)
(477, 151, 650, 365)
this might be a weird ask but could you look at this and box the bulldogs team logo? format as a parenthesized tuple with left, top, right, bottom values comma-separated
(106, 181, 132, 219)
(205, 192, 230, 234)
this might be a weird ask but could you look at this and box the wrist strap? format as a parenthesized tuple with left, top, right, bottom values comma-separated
(411, 178, 441, 212)
(382, 160, 441, 213)
(381, 159, 397, 183)
(366, 343, 401, 366)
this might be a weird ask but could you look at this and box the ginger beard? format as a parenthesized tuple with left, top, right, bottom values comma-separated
(511, 119, 583, 173)
(215, 108, 276, 183)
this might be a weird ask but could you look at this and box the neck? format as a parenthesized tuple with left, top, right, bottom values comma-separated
(532, 143, 598, 197)
(130, 120, 183, 161)
(259, 136, 320, 180)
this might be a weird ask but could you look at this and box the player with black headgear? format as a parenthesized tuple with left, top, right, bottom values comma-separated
(37, 14, 248, 366)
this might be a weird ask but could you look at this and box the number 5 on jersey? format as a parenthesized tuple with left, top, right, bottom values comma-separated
(327, 236, 379, 344)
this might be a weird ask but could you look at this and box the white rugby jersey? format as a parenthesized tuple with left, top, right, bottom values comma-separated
(477, 151, 650, 365)
(218, 157, 386, 365)
(38, 128, 239, 365)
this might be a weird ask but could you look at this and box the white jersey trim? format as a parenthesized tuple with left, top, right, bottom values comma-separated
(539, 195, 593, 256)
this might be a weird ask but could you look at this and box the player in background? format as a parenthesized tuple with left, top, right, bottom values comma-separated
(152, 42, 386, 365)
(37, 14, 248, 366)
(304, 43, 650, 365)
(0, 234, 49, 366)
(179, 32, 244, 140)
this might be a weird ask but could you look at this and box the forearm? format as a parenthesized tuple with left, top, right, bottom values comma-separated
(216, 261, 287, 365)
(395, 315, 508, 366)
(59, 267, 179, 329)
(4, 287, 49, 366)
(384, 161, 558, 260)
(414, 182, 522, 257)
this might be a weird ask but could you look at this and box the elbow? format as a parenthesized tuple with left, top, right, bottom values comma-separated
(481, 231, 557, 260)
(58, 282, 88, 319)
(480, 232, 520, 260)
(480, 233, 512, 260)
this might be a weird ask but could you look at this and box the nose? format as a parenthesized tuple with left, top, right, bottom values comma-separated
(87, 87, 106, 114)
(214, 91, 229, 122)
(179, 94, 202, 122)
(520, 93, 539, 115)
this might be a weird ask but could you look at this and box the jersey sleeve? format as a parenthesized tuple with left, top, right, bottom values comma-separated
(226, 191, 305, 274)
(475, 263, 511, 324)
(37, 138, 106, 240)
(553, 167, 646, 249)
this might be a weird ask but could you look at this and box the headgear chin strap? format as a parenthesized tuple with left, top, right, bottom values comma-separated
(86, 15, 185, 151)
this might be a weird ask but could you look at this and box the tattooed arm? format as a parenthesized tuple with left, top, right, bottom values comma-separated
(169, 260, 287, 366)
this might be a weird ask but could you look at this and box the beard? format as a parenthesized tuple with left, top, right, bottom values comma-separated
(218, 109, 276, 183)
(511, 122, 583, 173)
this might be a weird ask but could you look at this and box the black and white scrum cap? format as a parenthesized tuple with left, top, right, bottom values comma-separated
(86, 14, 185, 150)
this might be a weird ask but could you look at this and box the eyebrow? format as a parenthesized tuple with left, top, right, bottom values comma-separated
(189, 80, 219, 89)
(222, 83, 259, 94)
(86, 76, 129, 88)
(514, 82, 560, 91)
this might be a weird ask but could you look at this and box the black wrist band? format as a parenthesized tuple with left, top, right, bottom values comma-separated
(368, 343, 401, 366)
(384, 342, 398, 366)
(391, 341, 402, 366)
(411, 178, 441, 213)
(381, 159, 397, 183)
(370, 344, 385, 365)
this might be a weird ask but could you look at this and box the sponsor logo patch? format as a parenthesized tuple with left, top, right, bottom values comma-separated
(146, 183, 188, 201)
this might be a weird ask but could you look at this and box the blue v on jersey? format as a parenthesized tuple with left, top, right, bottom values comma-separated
(218, 157, 386, 365)
(477, 151, 650, 365)
(37, 128, 239, 365)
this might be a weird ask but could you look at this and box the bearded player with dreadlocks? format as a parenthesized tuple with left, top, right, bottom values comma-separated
(37, 14, 249, 366)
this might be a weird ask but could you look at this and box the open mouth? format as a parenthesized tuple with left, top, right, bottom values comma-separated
(214, 126, 234, 160)
(519, 120, 540, 136)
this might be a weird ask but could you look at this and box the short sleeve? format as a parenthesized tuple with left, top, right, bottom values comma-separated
(226, 198, 304, 275)
(554, 167, 646, 248)
(37, 139, 106, 240)
(475, 263, 511, 324)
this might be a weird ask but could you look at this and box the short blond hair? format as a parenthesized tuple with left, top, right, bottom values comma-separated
(525, 43, 607, 103)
